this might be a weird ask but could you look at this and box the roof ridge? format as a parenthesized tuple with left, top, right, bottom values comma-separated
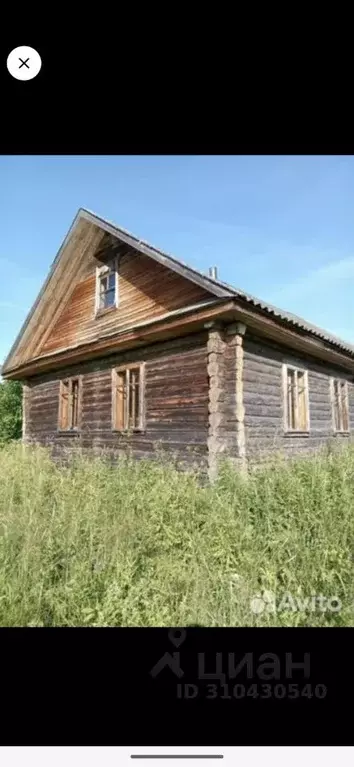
(80, 208, 354, 357)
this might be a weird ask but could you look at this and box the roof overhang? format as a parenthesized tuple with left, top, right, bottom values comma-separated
(3, 296, 354, 380)
(2, 299, 236, 379)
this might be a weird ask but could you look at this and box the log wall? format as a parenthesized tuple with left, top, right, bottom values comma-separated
(24, 333, 209, 470)
(242, 332, 354, 460)
(23, 325, 354, 473)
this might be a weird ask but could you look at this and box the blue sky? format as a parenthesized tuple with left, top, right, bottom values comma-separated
(1, 155, 354, 366)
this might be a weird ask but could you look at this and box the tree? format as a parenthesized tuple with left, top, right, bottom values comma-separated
(0, 379, 22, 444)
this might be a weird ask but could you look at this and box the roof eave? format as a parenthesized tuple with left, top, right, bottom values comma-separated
(2, 298, 237, 379)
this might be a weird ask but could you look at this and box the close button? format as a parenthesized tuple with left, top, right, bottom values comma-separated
(7, 46, 42, 80)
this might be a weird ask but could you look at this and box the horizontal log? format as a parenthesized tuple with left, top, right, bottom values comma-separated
(243, 393, 282, 406)
(243, 356, 282, 373)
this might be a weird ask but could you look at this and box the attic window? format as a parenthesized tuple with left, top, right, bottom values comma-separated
(95, 259, 118, 313)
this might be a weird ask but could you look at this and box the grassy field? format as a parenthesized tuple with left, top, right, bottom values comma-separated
(0, 441, 353, 626)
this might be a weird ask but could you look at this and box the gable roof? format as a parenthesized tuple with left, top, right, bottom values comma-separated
(2, 206, 354, 377)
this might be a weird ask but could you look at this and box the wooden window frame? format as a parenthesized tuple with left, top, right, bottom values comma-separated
(111, 362, 146, 432)
(58, 375, 83, 432)
(95, 256, 119, 316)
(330, 377, 350, 433)
(282, 363, 310, 434)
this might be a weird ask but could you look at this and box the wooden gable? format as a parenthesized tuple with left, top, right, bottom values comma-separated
(38, 234, 213, 357)
(2, 209, 224, 377)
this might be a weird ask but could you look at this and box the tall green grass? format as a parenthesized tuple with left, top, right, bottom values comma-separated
(0, 441, 353, 626)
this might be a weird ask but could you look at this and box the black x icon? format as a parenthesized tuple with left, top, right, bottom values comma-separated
(18, 57, 30, 69)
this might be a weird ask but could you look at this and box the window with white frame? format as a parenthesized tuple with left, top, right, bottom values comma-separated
(331, 378, 349, 432)
(283, 364, 309, 432)
(95, 259, 118, 312)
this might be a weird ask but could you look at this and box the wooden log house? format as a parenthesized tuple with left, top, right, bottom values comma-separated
(2, 208, 354, 477)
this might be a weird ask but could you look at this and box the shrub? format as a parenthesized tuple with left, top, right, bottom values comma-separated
(0, 380, 22, 445)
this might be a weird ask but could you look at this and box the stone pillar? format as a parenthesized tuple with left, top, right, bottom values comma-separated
(226, 322, 247, 473)
(207, 324, 226, 481)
